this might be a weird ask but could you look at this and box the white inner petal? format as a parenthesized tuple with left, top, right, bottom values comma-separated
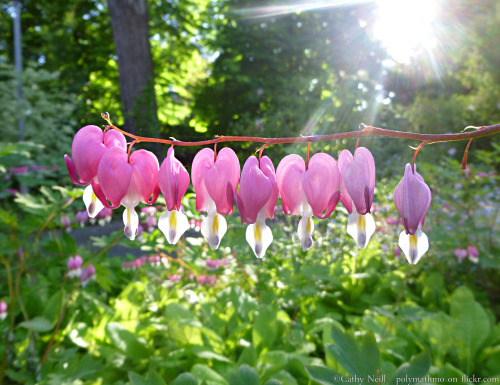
(297, 214, 314, 252)
(399, 224, 429, 264)
(347, 212, 375, 249)
(201, 200, 227, 250)
(83, 184, 104, 218)
(159, 209, 189, 245)
(246, 219, 273, 258)
(122, 206, 139, 241)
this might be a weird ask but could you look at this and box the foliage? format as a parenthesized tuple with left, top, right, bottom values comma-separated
(1, 0, 500, 384)
(0, 64, 77, 165)
(192, 0, 387, 161)
(1, 144, 499, 384)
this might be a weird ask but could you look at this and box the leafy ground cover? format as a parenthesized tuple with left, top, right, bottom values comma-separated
(1, 143, 500, 385)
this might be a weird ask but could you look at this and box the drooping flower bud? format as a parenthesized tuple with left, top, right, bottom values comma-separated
(276, 153, 340, 251)
(467, 245, 479, 263)
(235, 156, 279, 258)
(191, 147, 240, 249)
(64, 125, 126, 218)
(93, 147, 160, 241)
(339, 147, 376, 249)
(67, 255, 83, 278)
(393, 163, 431, 264)
(0, 301, 7, 321)
(80, 265, 96, 287)
(157, 147, 190, 245)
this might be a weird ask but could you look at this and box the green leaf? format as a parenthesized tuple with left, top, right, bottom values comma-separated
(146, 370, 167, 385)
(106, 322, 152, 360)
(450, 286, 490, 373)
(129, 372, 148, 385)
(192, 347, 233, 363)
(252, 307, 278, 349)
(327, 326, 362, 377)
(192, 364, 228, 385)
(260, 350, 289, 381)
(389, 351, 431, 385)
(18, 316, 53, 332)
(61, 231, 77, 255)
(359, 331, 381, 377)
(263, 381, 283, 385)
(229, 365, 259, 385)
(305, 366, 342, 385)
(171, 373, 198, 385)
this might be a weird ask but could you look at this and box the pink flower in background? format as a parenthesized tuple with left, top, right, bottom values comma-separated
(454, 249, 467, 260)
(157, 147, 190, 245)
(80, 265, 96, 287)
(61, 216, 71, 229)
(207, 276, 217, 285)
(67, 256, 83, 278)
(148, 255, 161, 266)
(6, 188, 19, 195)
(168, 274, 182, 282)
(93, 147, 160, 241)
(0, 301, 7, 321)
(339, 148, 376, 249)
(9, 166, 28, 174)
(198, 275, 217, 285)
(277, 153, 340, 251)
(141, 206, 157, 215)
(102, 207, 113, 223)
(206, 259, 222, 269)
(394, 164, 431, 264)
(192, 148, 240, 249)
(145, 215, 157, 231)
(393, 247, 402, 257)
(75, 210, 89, 226)
(467, 246, 479, 263)
(65, 125, 127, 218)
(235, 156, 279, 258)
(385, 217, 400, 225)
(198, 275, 207, 284)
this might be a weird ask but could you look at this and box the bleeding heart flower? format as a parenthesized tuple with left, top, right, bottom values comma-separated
(80, 265, 96, 287)
(467, 245, 479, 263)
(276, 153, 340, 251)
(235, 156, 279, 258)
(0, 301, 6, 321)
(67, 256, 83, 278)
(338, 147, 376, 249)
(454, 248, 467, 260)
(92, 147, 160, 241)
(157, 147, 190, 245)
(393, 163, 431, 264)
(64, 126, 126, 218)
(192, 147, 240, 249)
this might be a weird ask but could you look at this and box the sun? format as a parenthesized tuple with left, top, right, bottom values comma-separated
(373, 0, 439, 64)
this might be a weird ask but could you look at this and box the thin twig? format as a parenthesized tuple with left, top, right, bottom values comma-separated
(104, 121, 500, 148)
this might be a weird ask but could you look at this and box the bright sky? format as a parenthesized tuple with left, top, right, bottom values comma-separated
(373, 0, 439, 64)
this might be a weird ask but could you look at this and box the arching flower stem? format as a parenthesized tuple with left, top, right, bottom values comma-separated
(305, 142, 311, 170)
(412, 141, 429, 173)
(102, 119, 500, 149)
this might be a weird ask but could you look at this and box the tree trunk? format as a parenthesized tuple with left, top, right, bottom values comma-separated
(108, 0, 158, 136)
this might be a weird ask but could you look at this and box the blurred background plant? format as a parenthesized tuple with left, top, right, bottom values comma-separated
(1, 0, 500, 383)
